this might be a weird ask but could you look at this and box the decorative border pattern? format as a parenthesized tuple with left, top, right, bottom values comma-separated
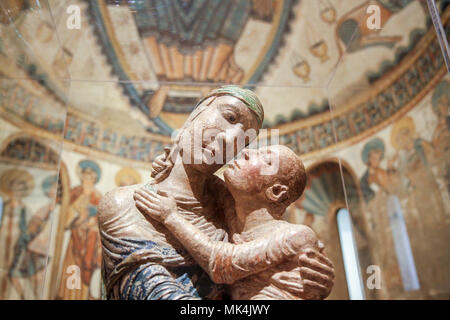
(0, 9, 448, 165)
(87, 0, 297, 134)
(276, 11, 449, 160)
(0, 80, 170, 166)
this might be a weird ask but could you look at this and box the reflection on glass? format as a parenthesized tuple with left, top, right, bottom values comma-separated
(387, 195, 420, 291)
(337, 208, 365, 300)
(0, 196, 3, 225)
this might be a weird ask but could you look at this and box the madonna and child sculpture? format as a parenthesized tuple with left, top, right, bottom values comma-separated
(98, 86, 334, 300)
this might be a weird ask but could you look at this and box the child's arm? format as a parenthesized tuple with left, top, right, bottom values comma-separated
(134, 188, 316, 284)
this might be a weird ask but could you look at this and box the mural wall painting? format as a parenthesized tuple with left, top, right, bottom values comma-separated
(0, 134, 67, 300)
(430, 80, 450, 197)
(0, 168, 36, 299)
(57, 160, 102, 300)
(0, 139, 148, 300)
(0, 1, 448, 300)
(114, 167, 142, 187)
(286, 160, 374, 300)
(285, 76, 450, 299)
(335, 0, 426, 57)
(388, 117, 448, 296)
(354, 79, 450, 298)
(360, 137, 407, 298)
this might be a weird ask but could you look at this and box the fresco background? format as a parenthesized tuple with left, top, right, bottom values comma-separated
(0, 0, 448, 299)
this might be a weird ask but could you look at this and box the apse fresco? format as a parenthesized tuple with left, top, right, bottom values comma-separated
(0, 148, 62, 299)
(288, 77, 450, 299)
(0, 0, 449, 300)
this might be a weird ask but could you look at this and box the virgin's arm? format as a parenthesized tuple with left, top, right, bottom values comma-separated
(134, 189, 314, 284)
(167, 212, 315, 284)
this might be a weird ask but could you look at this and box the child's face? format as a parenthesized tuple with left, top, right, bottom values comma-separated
(224, 145, 293, 196)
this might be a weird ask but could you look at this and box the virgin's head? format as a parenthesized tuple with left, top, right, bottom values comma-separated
(151, 86, 264, 181)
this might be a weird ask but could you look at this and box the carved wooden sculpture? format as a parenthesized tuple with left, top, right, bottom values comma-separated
(98, 86, 334, 300)
(135, 145, 335, 299)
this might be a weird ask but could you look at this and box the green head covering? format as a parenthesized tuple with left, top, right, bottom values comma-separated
(196, 85, 264, 128)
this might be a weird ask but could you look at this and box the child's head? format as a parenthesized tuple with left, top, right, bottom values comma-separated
(224, 145, 307, 217)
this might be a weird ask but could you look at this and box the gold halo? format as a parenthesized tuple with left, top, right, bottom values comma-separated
(115, 167, 142, 187)
(390, 116, 416, 150)
(0, 168, 35, 198)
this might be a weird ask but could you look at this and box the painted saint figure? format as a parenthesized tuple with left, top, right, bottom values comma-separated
(0, 169, 34, 299)
(8, 174, 59, 299)
(390, 116, 449, 297)
(58, 160, 102, 300)
(430, 80, 450, 197)
(360, 138, 418, 295)
(391, 116, 446, 224)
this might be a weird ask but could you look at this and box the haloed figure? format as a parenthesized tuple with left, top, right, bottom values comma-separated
(0, 169, 35, 299)
(9, 175, 59, 299)
(391, 116, 446, 223)
(430, 80, 450, 196)
(58, 160, 102, 300)
(360, 138, 404, 297)
(114, 168, 142, 187)
(391, 116, 449, 295)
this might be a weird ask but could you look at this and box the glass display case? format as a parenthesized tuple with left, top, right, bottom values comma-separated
(0, 0, 448, 300)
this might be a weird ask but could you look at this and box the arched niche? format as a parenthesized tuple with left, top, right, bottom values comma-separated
(285, 158, 376, 299)
(0, 133, 70, 299)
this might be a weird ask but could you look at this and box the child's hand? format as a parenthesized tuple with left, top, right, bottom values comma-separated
(134, 188, 178, 223)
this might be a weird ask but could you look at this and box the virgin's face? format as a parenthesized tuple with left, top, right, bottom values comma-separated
(178, 95, 260, 174)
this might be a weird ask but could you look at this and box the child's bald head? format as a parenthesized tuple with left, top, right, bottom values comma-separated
(274, 145, 307, 210)
(224, 145, 307, 217)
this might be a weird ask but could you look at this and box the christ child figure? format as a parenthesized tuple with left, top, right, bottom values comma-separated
(134, 145, 334, 300)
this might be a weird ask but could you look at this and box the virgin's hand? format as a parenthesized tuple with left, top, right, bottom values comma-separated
(270, 269, 304, 296)
(298, 248, 335, 300)
(134, 188, 178, 222)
